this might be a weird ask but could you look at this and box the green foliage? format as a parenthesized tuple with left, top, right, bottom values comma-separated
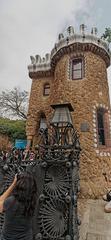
(101, 28, 111, 44)
(0, 118, 26, 142)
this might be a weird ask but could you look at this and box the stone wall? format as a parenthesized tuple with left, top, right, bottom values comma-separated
(26, 76, 54, 145)
(0, 134, 12, 151)
(52, 52, 111, 198)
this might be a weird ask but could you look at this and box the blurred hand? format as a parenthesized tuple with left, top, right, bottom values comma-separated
(13, 174, 18, 185)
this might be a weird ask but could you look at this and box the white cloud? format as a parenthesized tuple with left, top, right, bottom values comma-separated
(0, 0, 111, 102)
(0, 0, 95, 91)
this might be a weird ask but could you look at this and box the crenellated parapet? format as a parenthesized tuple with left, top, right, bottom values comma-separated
(28, 25, 111, 78)
(28, 53, 51, 78)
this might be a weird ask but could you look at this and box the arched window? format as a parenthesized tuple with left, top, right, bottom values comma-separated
(72, 58, 84, 80)
(97, 108, 110, 147)
(97, 108, 105, 145)
(43, 83, 50, 96)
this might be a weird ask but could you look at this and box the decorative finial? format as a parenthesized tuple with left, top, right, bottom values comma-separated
(67, 26, 74, 36)
(91, 27, 98, 35)
(55, 43, 58, 51)
(30, 56, 36, 64)
(80, 24, 87, 34)
(58, 33, 64, 41)
(42, 57, 45, 62)
(35, 55, 41, 63)
(45, 53, 50, 62)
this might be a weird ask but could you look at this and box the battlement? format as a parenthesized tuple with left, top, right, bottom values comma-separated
(28, 53, 51, 72)
(28, 25, 111, 78)
(51, 25, 109, 56)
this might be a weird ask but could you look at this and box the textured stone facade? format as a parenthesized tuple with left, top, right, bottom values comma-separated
(0, 134, 12, 150)
(26, 26, 111, 198)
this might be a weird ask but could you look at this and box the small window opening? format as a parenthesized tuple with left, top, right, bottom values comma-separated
(97, 108, 105, 145)
(43, 83, 50, 96)
(72, 58, 83, 80)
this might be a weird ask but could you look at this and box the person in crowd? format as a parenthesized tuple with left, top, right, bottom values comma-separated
(102, 172, 111, 213)
(0, 172, 37, 240)
(29, 151, 35, 161)
(2, 151, 6, 162)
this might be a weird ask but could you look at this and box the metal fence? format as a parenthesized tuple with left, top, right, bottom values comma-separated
(0, 124, 81, 240)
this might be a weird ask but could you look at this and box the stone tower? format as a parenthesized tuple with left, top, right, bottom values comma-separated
(27, 25, 111, 197)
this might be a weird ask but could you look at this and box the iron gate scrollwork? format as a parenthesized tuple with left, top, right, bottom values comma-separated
(34, 119, 81, 240)
(0, 104, 81, 240)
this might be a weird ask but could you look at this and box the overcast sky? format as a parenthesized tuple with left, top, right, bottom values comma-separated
(0, 0, 111, 99)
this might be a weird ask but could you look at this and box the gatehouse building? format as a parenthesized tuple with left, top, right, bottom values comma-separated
(26, 25, 111, 197)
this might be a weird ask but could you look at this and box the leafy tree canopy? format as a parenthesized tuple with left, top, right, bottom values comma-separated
(0, 118, 26, 142)
(101, 27, 111, 44)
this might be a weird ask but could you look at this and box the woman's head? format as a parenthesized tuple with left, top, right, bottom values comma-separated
(14, 171, 37, 217)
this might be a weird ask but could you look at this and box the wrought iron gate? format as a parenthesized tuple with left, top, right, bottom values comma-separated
(0, 106, 81, 240)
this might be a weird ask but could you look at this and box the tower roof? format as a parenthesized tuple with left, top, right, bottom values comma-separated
(28, 25, 111, 78)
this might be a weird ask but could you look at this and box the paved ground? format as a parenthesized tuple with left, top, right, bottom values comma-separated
(79, 199, 111, 240)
